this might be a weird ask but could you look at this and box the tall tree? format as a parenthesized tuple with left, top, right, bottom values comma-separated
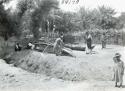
(30, 0, 59, 38)
(98, 6, 116, 29)
(0, 0, 15, 40)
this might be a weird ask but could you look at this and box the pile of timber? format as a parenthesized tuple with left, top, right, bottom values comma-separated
(34, 42, 85, 57)
(34, 42, 75, 57)
(34, 42, 86, 52)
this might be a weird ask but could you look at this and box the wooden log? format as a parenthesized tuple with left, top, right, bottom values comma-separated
(65, 45, 86, 51)
(62, 47, 75, 57)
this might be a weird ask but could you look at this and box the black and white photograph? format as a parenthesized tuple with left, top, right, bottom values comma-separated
(0, 0, 125, 91)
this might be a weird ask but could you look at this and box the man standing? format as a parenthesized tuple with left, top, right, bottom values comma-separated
(53, 34, 64, 56)
(101, 32, 107, 49)
(85, 32, 92, 54)
(113, 53, 124, 87)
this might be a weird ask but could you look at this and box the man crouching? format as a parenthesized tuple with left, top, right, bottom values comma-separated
(53, 34, 64, 56)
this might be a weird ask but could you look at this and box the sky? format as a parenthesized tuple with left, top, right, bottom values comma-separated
(5, 0, 125, 16)
(59, 0, 125, 16)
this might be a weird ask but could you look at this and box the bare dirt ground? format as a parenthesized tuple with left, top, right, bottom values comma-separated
(0, 44, 125, 91)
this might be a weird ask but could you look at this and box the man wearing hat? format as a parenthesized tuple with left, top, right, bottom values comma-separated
(113, 53, 124, 87)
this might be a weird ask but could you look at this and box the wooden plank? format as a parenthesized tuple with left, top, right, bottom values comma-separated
(62, 47, 75, 57)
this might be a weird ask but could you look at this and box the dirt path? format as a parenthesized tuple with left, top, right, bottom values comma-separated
(0, 45, 125, 91)
(0, 60, 124, 91)
(0, 59, 125, 91)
